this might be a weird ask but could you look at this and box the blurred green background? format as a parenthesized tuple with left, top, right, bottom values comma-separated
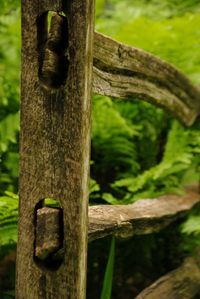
(0, 0, 200, 298)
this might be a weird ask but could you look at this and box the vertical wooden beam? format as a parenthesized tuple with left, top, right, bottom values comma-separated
(16, 0, 95, 298)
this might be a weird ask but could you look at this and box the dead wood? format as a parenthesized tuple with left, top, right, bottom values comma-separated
(93, 32, 200, 126)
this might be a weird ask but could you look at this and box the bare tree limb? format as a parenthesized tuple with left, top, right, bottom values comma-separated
(93, 32, 200, 126)
(88, 185, 199, 241)
(136, 249, 200, 299)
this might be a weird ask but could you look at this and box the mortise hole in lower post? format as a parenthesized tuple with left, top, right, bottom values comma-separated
(37, 11, 69, 90)
(34, 198, 64, 271)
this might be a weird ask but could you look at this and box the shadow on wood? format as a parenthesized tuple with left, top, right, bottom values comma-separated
(136, 248, 200, 299)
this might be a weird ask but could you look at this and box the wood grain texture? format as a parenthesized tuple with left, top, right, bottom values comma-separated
(136, 249, 200, 299)
(93, 32, 200, 126)
(35, 186, 200, 256)
(16, 0, 95, 298)
(88, 185, 200, 241)
(35, 207, 62, 261)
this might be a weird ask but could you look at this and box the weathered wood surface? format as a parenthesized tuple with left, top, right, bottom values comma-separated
(16, 0, 95, 298)
(93, 32, 200, 126)
(136, 249, 200, 299)
(35, 207, 62, 261)
(88, 185, 200, 241)
(35, 186, 199, 258)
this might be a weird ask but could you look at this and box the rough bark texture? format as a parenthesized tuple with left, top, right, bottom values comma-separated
(136, 249, 200, 299)
(93, 32, 200, 126)
(16, 0, 95, 298)
(88, 185, 199, 241)
(35, 186, 199, 256)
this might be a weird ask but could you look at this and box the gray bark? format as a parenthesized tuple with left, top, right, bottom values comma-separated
(93, 32, 200, 126)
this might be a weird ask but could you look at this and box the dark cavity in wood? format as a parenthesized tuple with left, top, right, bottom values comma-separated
(37, 12, 69, 89)
(35, 185, 200, 259)
(93, 32, 200, 126)
(34, 198, 64, 270)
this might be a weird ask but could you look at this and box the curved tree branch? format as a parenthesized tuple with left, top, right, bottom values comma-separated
(136, 249, 200, 299)
(93, 32, 200, 126)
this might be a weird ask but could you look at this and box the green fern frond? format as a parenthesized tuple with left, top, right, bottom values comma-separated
(0, 192, 18, 245)
(0, 112, 19, 153)
(112, 120, 199, 203)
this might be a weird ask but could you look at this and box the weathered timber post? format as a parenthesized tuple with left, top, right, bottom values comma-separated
(16, 0, 95, 298)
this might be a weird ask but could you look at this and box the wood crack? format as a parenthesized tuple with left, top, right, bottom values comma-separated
(93, 32, 200, 126)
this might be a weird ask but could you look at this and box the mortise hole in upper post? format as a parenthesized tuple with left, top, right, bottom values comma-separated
(37, 11, 69, 90)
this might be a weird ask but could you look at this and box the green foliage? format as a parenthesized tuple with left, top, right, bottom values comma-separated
(100, 237, 115, 299)
(180, 205, 200, 253)
(182, 215, 200, 236)
(0, 4, 20, 193)
(0, 192, 17, 298)
(0, 192, 18, 246)
(91, 97, 141, 189)
(90, 0, 200, 205)
(1, 0, 20, 14)
(111, 121, 200, 203)
(0, 112, 19, 153)
(96, 0, 106, 17)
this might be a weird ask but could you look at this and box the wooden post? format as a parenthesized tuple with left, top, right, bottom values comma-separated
(16, 0, 95, 298)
